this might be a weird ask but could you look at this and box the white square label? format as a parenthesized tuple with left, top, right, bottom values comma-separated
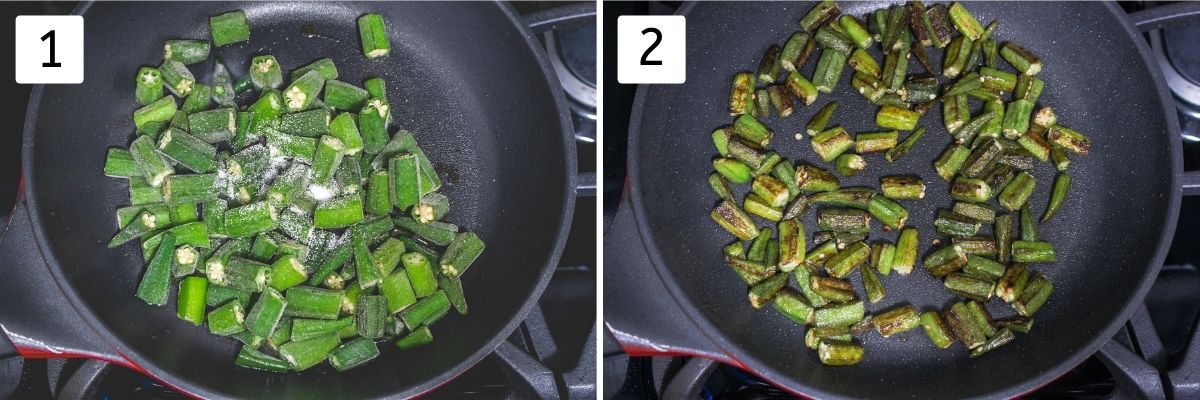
(617, 15, 685, 84)
(15, 15, 84, 84)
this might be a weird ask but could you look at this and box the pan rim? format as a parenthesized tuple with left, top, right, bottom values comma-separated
(19, 1, 578, 398)
(624, 1, 1181, 398)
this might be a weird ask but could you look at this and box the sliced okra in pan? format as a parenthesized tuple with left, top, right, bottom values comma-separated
(923, 243, 968, 278)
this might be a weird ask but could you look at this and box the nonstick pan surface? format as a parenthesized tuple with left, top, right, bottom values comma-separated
(20, 2, 576, 398)
(627, 2, 1180, 398)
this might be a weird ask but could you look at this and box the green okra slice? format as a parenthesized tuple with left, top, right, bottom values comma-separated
(270, 255, 308, 291)
(402, 252, 439, 298)
(862, 264, 886, 303)
(357, 13, 391, 58)
(363, 77, 386, 99)
(824, 242, 870, 279)
(400, 290, 451, 330)
(210, 10, 250, 46)
(730, 71, 755, 115)
(157, 128, 217, 173)
(129, 135, 174, 187)
(380, 269, 418, 314)
(814, 299, 864, 328)
(209, 257, 272, 292)
(314, 196, 365, 229)
(358, 99, 390, 154)
(772, 289, 814, 325)
(162, 174, 219, 206)
(105, 148, 141, 179)
(283, 286, 343, 320)
(999, 171, 1036, 211)
(876, 105, 919, 131)
(246, 288, 288, 338)
(159, 60, 194, 97)
(868, 194, 908, 229)
(356, 295, 388, 339)
(890, 228, 918, 275)
(800, 1, 840, 32)
(175, 277, 208, 324)
(350, 228, 382, 289)
(437, 231, 484, 278)
(924, 243, 968, 278)
(279, 109, 332, 138)
(108, 210, 160, 248)
(389, 153, 422, 210)
(283, 70, 327, 112)
(810, 276, 855, 303)
(188, 107, 237, 144)
(279, 333, 340, 371)
(394, 216, 458, 247)
(291, 317, 354, 341)
(329, 112, 364, 155)
(209, 299, 247, 336)
(1047, 124, 1092, 155)
(291, 58, 339, 82)
(812, 48, 849, 94)
(873, 304, 920, 337)
(250, 55, 283, 90)
(920, 311, 955, 349)
(134, 67, 164, 106)
(128, 178, 164, 206)
(329, 337, 380, 372)
(324, 80, 370, 111)
(945, 273, 995, 302)
(396, 326, 434, 349)
(371, 238, 406, 276)
(224, 201, 278, 238)
(115, 204, 169, 229)
(172, 245, 200, 277)
(136, 232, 176, 305)
(811, 126, 854, 162)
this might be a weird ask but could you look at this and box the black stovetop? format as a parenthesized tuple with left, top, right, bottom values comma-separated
(0, 2, 596, 399)
(602, 1, 1200, 399)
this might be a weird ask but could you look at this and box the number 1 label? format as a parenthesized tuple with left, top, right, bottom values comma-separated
(618, 16, 685, 84)
(15, 15, 83, 84)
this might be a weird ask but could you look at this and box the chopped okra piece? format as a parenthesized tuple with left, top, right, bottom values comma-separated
(873, 304, 920, 337)
(811, 126, 854, 162)
(209, 300, 247, 336)
(291, 58, 339, 82)
(159, 60, 195, 96)
(329, 337, 379, 372)
(920, 311, 955, 349)
(157, 128, 217, 173)
(279, 334, 340, 371)
(210, 10, 250, 46)
(283, 286, 343, 320)
(133, 96, 177, 131)
(357, 13, 391, 58)
(314, 196, 365, 229)
(284, 70, 327, 112)
(136, 233, 176, 305)
(250, 55, 283, 89)
(134, 67, 164, 106)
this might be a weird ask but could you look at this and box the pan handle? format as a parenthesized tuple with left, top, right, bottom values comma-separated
(0, 199, 123, 366)
(522, 3, 596, 35)
(1128, 2, 1200, 32)
(603, 197, 738, 366)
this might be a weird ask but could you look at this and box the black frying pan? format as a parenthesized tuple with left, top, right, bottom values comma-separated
(608, 2, 1200, 399)
(0, 1, 590, 398)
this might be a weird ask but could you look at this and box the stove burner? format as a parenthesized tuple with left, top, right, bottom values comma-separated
(546, 22, 598, 126)
(1154, 26, 1200, 126)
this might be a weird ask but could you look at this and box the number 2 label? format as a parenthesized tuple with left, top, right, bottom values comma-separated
(618, 16, 685, 84)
